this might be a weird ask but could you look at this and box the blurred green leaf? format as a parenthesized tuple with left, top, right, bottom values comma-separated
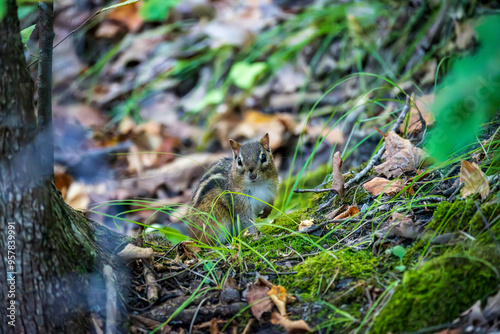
(391, 245, 406, 261)
(139, 0, 178, 22)
(192, 89, 224, 113)
(159, 226, 188, 244)
(395, 264, 406, 272)
(0, 0, 6, 20)
(17, 5, 36, 20)
(229, 62, 267, 90)
(426, 16, 500, 162)
(20, 23, 35, 45)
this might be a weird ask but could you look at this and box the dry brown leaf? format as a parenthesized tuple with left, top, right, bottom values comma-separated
(224, 110, 295, 151)
(54, 166, 74, 199)
(209, 318, 222, 334)
(118, 244, 153, 261)
(107, 0, 143, 32)
(400, 94, 435, 134)
(375, 131, 428, 178)
(460, 160, 490, 200)
(331, 152, 344, 197)
(268, 285, 287, 316)
(270, 312, 312, 334)
(363, 177, 404, 196)
(65, 182, 90, 209)
(333, 206, 360, 220)
(325, 205, 347, 220)
(243, 281, 272, 321)
(375, 212, 422, 239)
(298, 220, 314, 231)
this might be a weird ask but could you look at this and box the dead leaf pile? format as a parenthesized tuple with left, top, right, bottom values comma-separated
(243, 276, 310, 333)
(375, 212, 422, 240)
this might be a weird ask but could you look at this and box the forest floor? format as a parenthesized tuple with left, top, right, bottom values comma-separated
(19, 0, 500, 332)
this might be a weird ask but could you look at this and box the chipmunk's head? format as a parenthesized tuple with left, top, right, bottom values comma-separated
(229, 133, 276, 184)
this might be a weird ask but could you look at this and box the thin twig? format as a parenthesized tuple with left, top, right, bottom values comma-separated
(188, 297, 209, 334)
(413, 196, 447, 203)
(475, 202, 500, 255)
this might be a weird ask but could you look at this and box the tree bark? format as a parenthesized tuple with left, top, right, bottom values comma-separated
(0, 1, 129, 332)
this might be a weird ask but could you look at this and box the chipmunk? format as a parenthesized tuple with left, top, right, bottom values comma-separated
(188, 133, 279, 244)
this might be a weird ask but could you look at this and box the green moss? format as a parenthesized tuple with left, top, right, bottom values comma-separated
(370, 253, 499, 333)
(287, 250, 381, 297)
(427, 200, 500, 236)
(259, 209, 308, 235)
(427, 199, 476, 233)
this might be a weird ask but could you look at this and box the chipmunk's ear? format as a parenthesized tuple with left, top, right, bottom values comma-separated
(259, 133, 270, 151)
(228, 139, 242, 157)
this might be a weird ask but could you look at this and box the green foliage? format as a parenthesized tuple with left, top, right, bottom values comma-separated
(229, 62, 268, 89)
(192, 89, 225, 113)
(288, 250, 381, 296)
(20, 23, 35, 45)
(0, 0, 6, 20)
(259, 209, 305, 235)
(370, 254, 498, 333)
(139, 0, 179, 22)
(426, 16, 500, 162)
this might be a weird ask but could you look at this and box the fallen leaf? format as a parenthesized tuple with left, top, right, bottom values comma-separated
(54, 165, 74, 199)
(331, 152, 344, 197)
(333, 206, 360, 220)
(270, 312, 312, 334)
(118, 244, 154, 260)
(179, 241, 201, 260)
(325, 205, 347, 220)
(107, 0, 143, 32)
(363, 177, 404, 196)
(268, 285, 287, 316)
(375, 131, 428, 178)
(459, 160, 490, 199)
(243, 281, 272, 321)
(209, 318, 222, 334)
(298, 220, 314, 231)
(375, 212, 422, 239)
(65, 182, 90, 209)
(224, 110, 295, 151)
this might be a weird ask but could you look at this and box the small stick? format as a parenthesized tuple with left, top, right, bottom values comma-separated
(143, 263, 159, 303)
(475, 202, 500, 255)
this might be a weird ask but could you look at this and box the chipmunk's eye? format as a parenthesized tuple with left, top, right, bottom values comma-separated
(237, 157, 243, 167)
(260, 153, 267, 163)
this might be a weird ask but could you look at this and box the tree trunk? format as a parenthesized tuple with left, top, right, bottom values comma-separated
(0, 1, 128, 332)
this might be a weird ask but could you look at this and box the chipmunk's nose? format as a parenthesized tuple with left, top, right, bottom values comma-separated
(249, 170, 257, 180)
